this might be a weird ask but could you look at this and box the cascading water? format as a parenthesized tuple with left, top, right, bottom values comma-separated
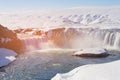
(20, 36, 48, 51)
(113, 32, 120, 49)
(22, 37, 42, 50)
(88, 29, 120, 49)
(18, 28, 120, 51)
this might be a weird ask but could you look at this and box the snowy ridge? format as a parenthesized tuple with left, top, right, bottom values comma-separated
(0, 7, 120, 29)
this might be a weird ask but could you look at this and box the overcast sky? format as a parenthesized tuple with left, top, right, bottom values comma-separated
(0, 0, 120, 12)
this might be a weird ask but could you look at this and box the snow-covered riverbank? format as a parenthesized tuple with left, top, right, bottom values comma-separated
(0, 48, 17, 67)
(52, 56, 120, 80)
(0, 49, 120, 80)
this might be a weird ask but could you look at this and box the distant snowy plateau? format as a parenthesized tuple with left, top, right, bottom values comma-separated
(0, 7, 120, 29)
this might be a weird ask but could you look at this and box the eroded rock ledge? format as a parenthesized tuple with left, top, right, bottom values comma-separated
(0, 24, 23, 53)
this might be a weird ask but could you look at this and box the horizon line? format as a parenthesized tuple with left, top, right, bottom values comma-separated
(0, 6, 120, 14)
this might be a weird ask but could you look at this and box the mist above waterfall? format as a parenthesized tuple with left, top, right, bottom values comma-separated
(40, 40, 59, 49)
(70, 35, 103, 49)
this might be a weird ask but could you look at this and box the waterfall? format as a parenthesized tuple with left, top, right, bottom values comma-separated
(18, 28, 120, 51)
(113, 32, 120, 49)
(103, 32, 111, 45)
(21, 37, 48, 51)
(88, 29, 120, 49)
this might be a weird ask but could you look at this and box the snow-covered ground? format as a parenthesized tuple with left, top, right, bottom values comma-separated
(52, 59, 120, 80)
(74, 48, 107, 55)
(0, 7, 120, 30)
(0, 48, 17, 67)
(73, 48, 109, 58)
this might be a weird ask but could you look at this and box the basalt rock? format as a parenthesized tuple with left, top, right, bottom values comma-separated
(0, 24, 24, 53)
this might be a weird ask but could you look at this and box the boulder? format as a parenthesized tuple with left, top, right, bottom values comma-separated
(73, 48, 109, 58)
(0, 48, 17, 67)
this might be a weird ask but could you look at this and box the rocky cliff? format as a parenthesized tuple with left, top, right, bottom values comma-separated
(0, 24, 23, 53)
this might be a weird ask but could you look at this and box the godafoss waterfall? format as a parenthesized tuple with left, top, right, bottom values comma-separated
(1, 8, 120, 80)
(19, 28, 120, 50)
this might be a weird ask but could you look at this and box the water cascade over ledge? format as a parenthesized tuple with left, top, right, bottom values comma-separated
(18, 28, 120, 51)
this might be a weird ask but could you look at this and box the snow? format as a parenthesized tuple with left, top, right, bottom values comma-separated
(0, 7, 120, 30)
(74, 48, 107, 55)
(0, 48, 120, 80)
(0, 48, 17, 67)
(0, 7, 120, 79)
(52, 60, 120, 80)
(73, 48, 109, 58)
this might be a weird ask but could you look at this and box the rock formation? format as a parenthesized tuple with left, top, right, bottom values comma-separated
(0, 24, 23, 53)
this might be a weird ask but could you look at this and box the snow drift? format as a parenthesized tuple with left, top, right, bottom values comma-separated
(0, 48, 17, 67)
(52, 60, 120, 80)
(73, 48, 109, 58)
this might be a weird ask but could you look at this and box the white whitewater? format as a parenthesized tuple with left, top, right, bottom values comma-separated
(88, 29, 120, 49)
(22, 37, 41, 50)
(113, 32, 120, 49)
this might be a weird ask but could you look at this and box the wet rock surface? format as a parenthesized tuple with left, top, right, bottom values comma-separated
(0, 24, 23, 53)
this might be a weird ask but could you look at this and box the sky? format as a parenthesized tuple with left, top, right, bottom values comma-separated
(0, 0, 120, 12)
